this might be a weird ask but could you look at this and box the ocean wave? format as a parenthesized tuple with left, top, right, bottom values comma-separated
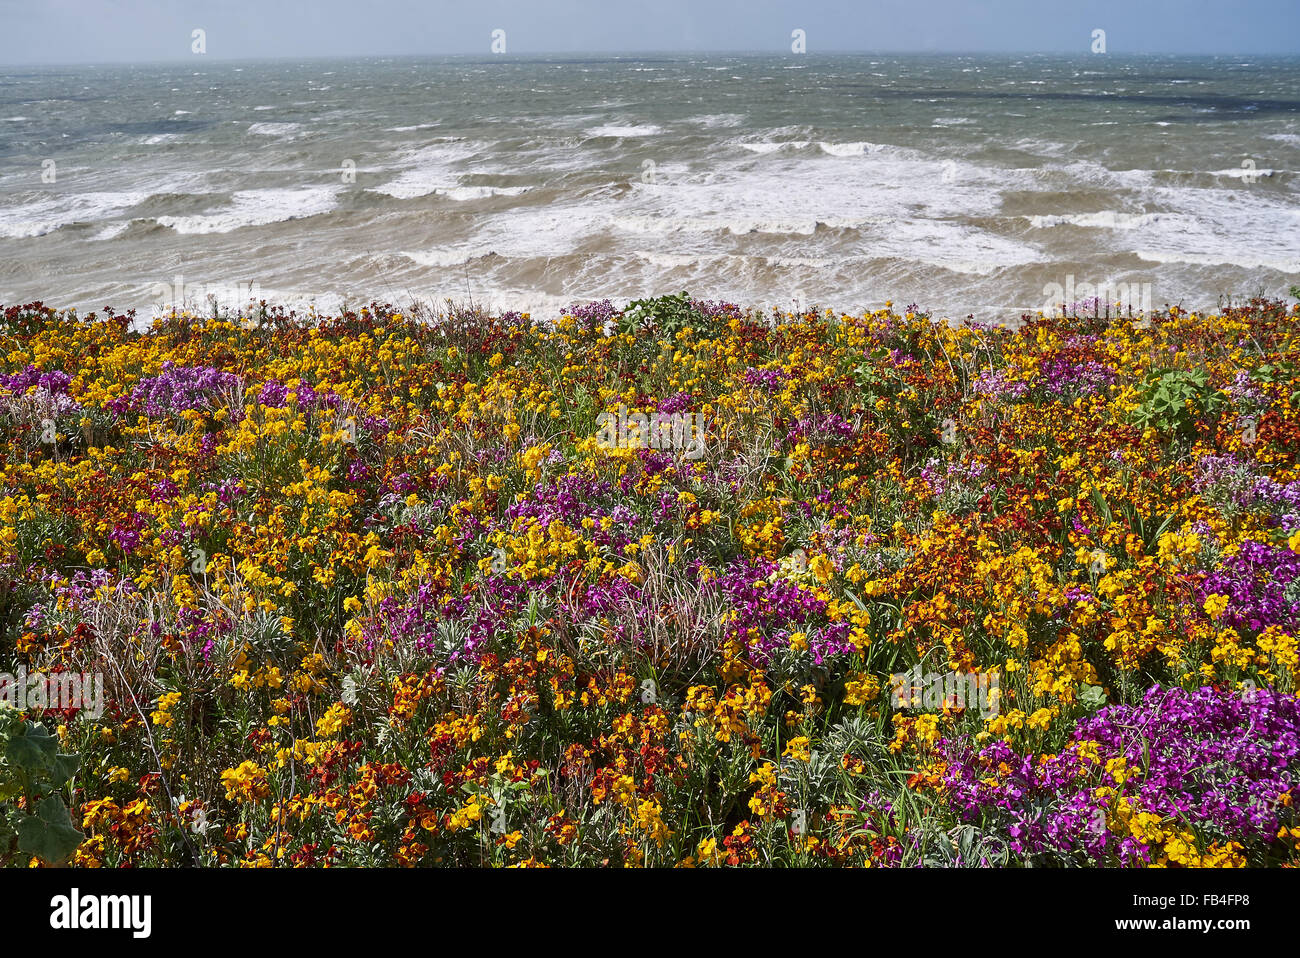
(441, 186, 530, 201)
(687, 113, 746, 128)
(247, 122, 303, 138)
(1027, 211, 1173, 229)
(400, 248, 501, 268)
(368, 142, 477, 199)
(737, 141, 810, 153)
(0, 190, 152, 238)
(633, 250, 834, 270)
(817, 141, 885, 156)
(585, 124, 661, 138)
(89, 222, 132, 241)
(614, 214, 824, 236)
(1210, 167, 1282, 179)
(155, 187, 339, 234)
(1135, 249, 1300, 272)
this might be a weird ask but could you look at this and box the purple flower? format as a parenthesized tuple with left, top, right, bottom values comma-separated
(933, 685, 1300, 865)
(1200, 540, 1300, 633)
(1035, 356, 1117, 399)
(563, 300, 618, 329)
(0, 365, 73, 396)
(109, 362, 239, 417)
(258, 379, 288, 408)
(743, 367, 786, 390)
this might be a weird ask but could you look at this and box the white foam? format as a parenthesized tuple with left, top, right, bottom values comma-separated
(0, 190, 151, 238)
(633, 250, 719, 268)
(1027, 211, 1174, 230)
(737, 141, 809, 153)
(473, 203, 615, 258)
(616, 213, 847, 236)
(1046, 161, 1156, 189)
(155, 187, 339, 234)
(688, 114, 746, 128)
(440, 186, 530, 201)
(1135, 249, 1300, 272)
(401, 247, 498, 268)
(632, 250, 833, 270)
(817, 141, 884, 156)
(585, 124, 661, 138)
(612, 145, 1012, 245)
(368, 142, 475, 199)
(615, 214, 728, 235)
(864, 218, 1045, 274)
(90, 221, 132, 241)
(247, 122, 302, 138)
(1211, 167, 1281, 179)
(1102, 186, 1300, 273)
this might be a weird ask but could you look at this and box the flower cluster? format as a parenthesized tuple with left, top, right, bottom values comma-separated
(933, 685, 1299, 866)
(0, 293, 1297, 868)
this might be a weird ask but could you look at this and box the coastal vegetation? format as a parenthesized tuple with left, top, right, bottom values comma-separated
(1, 294, 1298, 867)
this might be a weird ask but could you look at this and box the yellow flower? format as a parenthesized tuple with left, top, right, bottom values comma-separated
(1202, 593, 1230, 621)
(220, 761, 269, 802)
(315, 703, 351, 739)
(809, 554, 835, 583)
(782, 737, 812, 762)
(150, 691, 182, 727)
(696, 837, 722, 866)
(844, 673, 880, 706)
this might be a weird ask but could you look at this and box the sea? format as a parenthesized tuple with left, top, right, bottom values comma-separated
(1, 53, 1298, 322)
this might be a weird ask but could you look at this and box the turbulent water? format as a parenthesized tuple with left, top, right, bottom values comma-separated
(1, 53, 1298, 321)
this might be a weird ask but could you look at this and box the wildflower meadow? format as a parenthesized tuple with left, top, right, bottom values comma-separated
(2, 293, 1299, 869)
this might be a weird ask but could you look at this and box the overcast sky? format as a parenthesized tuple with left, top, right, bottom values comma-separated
(1, 0, 1297, 64)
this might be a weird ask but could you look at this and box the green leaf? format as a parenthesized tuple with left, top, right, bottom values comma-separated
(16, 797, 83, 864)
(49, 752, 81, 788)
(341, 675, 359, 707)
(1079, 684, 1107, 709)
(6, 725, 57, 771)
(35, 794, 73, 826)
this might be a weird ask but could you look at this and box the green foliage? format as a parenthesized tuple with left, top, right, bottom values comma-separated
(1078, 684, 1108, 710)
(849, 347, 891, 392)
(0, 712, 84, 864)
(1130, 367, 1225, 438)
(1253, 360, 1300, 405)
(619, 292, 710, 338)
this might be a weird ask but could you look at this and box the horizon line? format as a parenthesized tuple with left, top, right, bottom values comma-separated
(6, 49, 1300, 69)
